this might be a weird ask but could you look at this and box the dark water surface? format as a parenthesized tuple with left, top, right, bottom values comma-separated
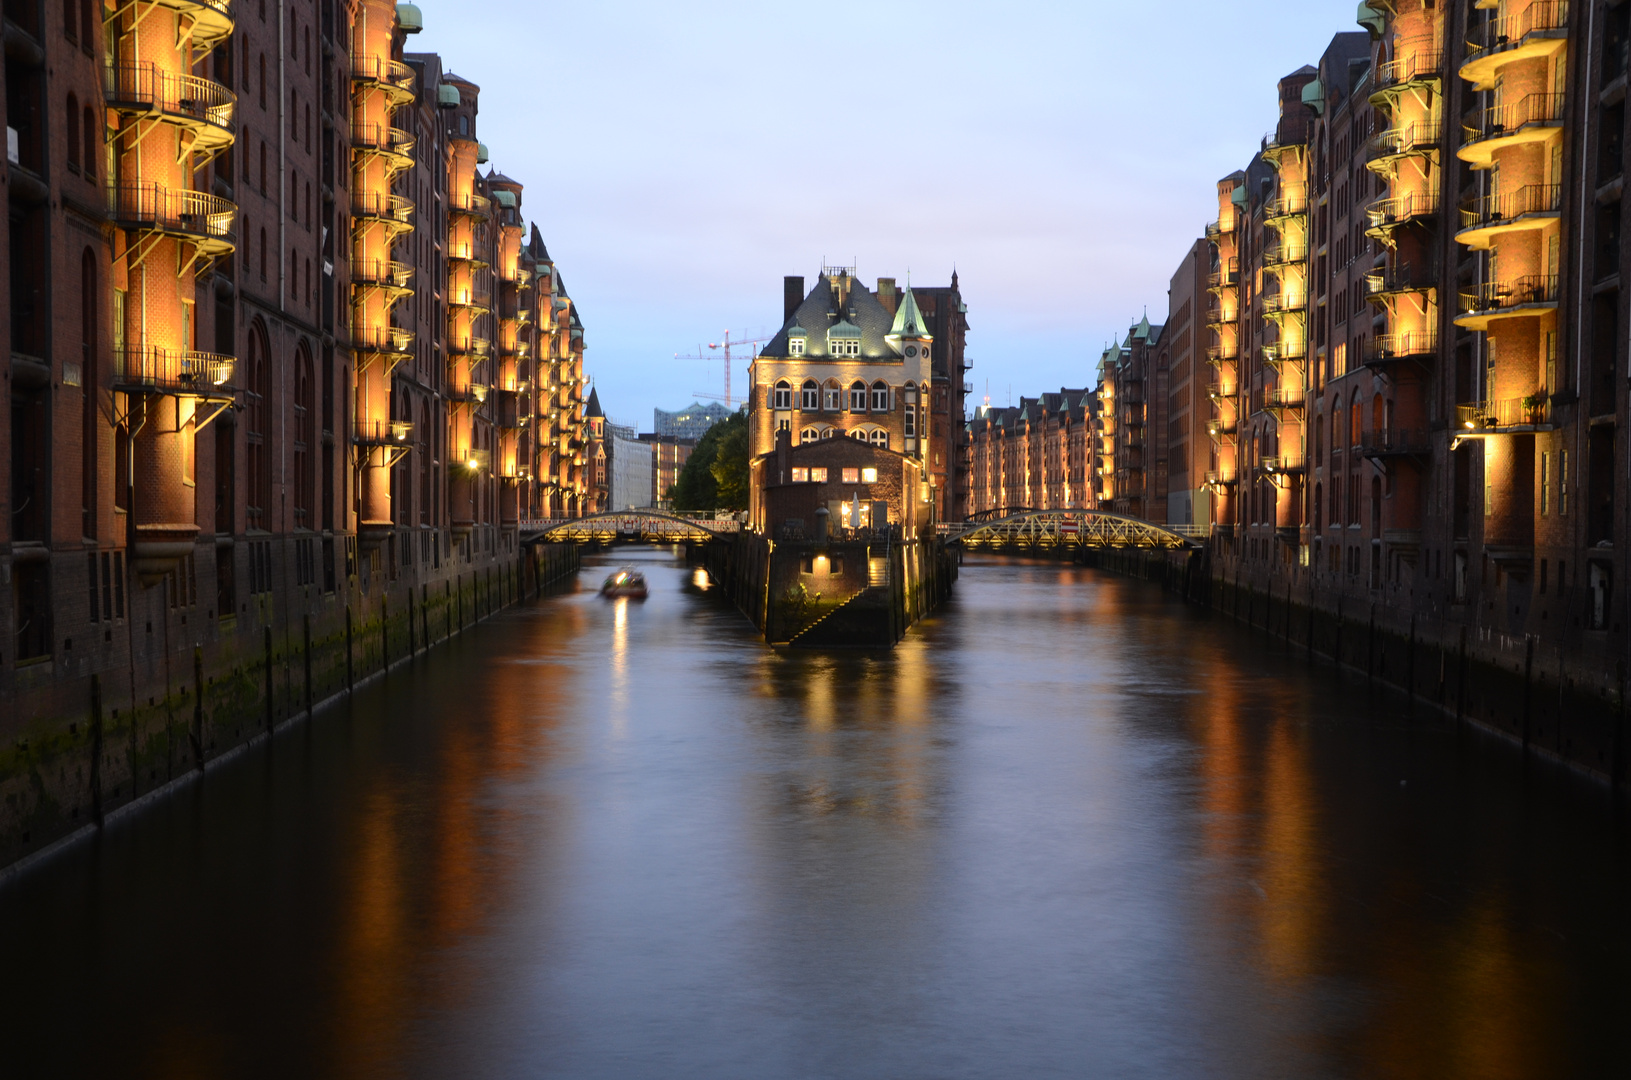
(3, 550, 1629, 1079)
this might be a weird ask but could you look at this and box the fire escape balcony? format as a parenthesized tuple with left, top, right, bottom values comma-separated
(1456, 183, 1562, 249)
(449, 191, 491, 220)
(1264, 388, 1306, 415)
(1455, 274, 1558, 330)
(112, 346, 235, 398)
(1261, 290, 1307, 317)
(1260, 134, 1305, 168)
(103, 62, 236, 161)
(1208, 258, 1240, 289)
(1207, 417, 1237, 440)
(350, 258, 413, 300)
(108, 183, 236, 261)
(1365, 120, 1443, 172)
(350, 55, 416, 105)
(1365, 262, 1438, 300)
(1263, 185, 1308, 225)
(1205, 218, 1236, 242)
(1359, 428, 1431, 459)
(1455, 396, 1555, 435)
(1369, 48, 1444, 105)
(351, 123, 416, 172)
(148, 0, 235, 49)
(448, 336, 491, 358)
(1365, 190, 1441, 240)
(1206, 343, 1239, 365)
(1261, 339, 1307, 367)
(351, 192, 414, 237)
(353, 326, 415, 370)
(1364, 330, 1439, 370)
(1260, 241, 1308, 270)
(1205, 470, 1236, 488)
(1458, 93, 1565, 167)
(354, 417, 414, 446)
(1461, 1, 1571, 91)
(1258, 455, 1306, 477)
(447, 239, 491, 269)
(448, 284, 492, 315)
(1206, 377, 1234, 402)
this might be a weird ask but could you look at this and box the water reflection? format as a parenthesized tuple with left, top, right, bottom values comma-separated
(0, 551, 1628, 1079)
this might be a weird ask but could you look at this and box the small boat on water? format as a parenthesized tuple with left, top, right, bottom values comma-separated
(601, 568, 648, 599)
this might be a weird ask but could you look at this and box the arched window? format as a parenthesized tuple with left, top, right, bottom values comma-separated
(293, 345, 313, 528)
(869, 429, 889, 448)
(799, 426, 821, 444)
(800, 379, 818, 410)
(1314, 413, 1324, 463)
(420, 400, 432, 526)
(81, 249, 97, 538)
(870, 380, 889, 412)
(83, 105, 97, 180)
(1350, 389, 1362, 446)
(64, 0, 77, 39)
(823, 379, 841, 411)
(772, 380, 791, 410)
(849, 429, 868, 441)
(66, 95, 80, 173)
(246, 324, 270, 529)
(1332, 399, 1343, 453)
(259, 227, 268, 280)
(849, 381, 867, 411)
(1313, 483, 1323, 532)
(1370, 476, 1382, 531)
(1372, 392, 1385, 436)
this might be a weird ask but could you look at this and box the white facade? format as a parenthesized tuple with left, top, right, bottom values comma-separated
(609, 427, 654, 510)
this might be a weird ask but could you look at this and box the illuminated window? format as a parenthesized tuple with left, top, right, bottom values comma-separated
(842, 468, 860, 483)
(800, 380, 818, 409)
(871, 381, 889, 411)
(869, 429, 889, 449)
(849, 382, 868, 410)
(791, 467, 809, 483)
(799, 426, 821, 443)
(811, 467, 829, 482)
(789, 334, 806, 357)
(773, 380, 791, 409)
(861, 467, 878, 483)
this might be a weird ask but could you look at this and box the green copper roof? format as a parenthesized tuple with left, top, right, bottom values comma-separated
(889, 287, 932, 339)
(476, 142, 490, 164)
(1133, 313, 1152, 340)
(437, 83, 460, 107)
(396, 3, 423, 32)
(1356, 2, 1385, 38)
(828, 319, 862, 340)
(1301, 77, 1326, 116)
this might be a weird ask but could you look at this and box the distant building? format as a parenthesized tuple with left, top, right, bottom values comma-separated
(585, 388, 609, 514)
(655, 401, 734, 440)
(639, 434, 697, 509)
(608, 424, 654, 510)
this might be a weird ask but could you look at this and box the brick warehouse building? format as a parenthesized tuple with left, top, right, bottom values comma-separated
(973, 0, 1631, 781)
(0, 0, 591, 866)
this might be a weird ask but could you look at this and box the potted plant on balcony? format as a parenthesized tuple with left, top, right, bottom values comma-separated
(1521, 391, 1547, 424)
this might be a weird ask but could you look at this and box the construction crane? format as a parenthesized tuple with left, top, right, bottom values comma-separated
(674, 329, 768, 409)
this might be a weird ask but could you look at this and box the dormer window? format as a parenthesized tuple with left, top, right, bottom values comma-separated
(788, 329, 806, 357)
(828, 320, 862, 358)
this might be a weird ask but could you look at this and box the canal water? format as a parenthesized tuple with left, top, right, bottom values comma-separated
(3, 549, 1629, 1079)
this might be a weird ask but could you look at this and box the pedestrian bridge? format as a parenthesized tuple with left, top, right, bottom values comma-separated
(938, 510, 1204, 550)
(520, 511, 741, 545)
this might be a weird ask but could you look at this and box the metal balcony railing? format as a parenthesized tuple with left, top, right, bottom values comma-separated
(1264, 185, 1309, 219)
(1207, 418, 1237, 438)
(113, 346, 235, 394)
(350, 56, 416, 96)
(351, 192, 414, 224)
(449, 191, 491, 218)
(351, 123, 416, 161)
(108, 183, 236, 244)
(1206, 343, 1239, 364)
(1261, 241, 1309, 268)
(1366, 120, 1443, 162)
(103, 62, 236, 137)
(1463, 94, 1565, 147)
(1458, 274, 1559, 316)
(1205, 470, 1236, 487)
(1209, 258, 1240, 288)
(351, 258, 413, 289)
(1205, 218, 1236, 241)
(353, 326, 415, 354)
(1459, 183, 1562, 231)
(1364, 331, 1439, 366)
(354, 418, 414, 445)
(1259, 455, 1305, 474)
(1455, 396, 1554, 432)
(1261, 290, 1307, 315)
(1466, 1, 1571, 66)
(1264, 388, 1305, 410)
(1261, 339, 1307, 364)
(1372, 47, 1444, 93)
(1366, 262, 1438, 298)
(1366, 190, 1441, 231)
(449, 336, 491, 358)
(1359, 428, 1431, 456)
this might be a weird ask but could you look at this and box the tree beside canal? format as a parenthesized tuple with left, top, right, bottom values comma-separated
(670, 411, 748, 511)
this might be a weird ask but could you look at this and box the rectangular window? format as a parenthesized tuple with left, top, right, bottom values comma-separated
(811, 467, 828, 483)
(861, 467, 878, 483)
(1545, 331, 1558, 394)
(842, 468, 860, 483)
(904, 408, 916, 437)
(1333, 342, 1346, 377)
(1540, 451, 1550, 515)
(790, 467, 808, 483)
(824, 387, 839, 411)
(1560, 450, 1569, 515)
(87, 552, 99, 622)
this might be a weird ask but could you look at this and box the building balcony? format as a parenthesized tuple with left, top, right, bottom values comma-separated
(1364, 331, 1439, 369)
(449, 336, 491, 358)
(1205, 218, 1236, 242)
(1455, 274, 1558, 329)
(1261, 339, 1307, 366)
(450, 191, 492, 220)
(1455, 396, 1555, 434)
(1456, 183, 1562, 249)
(353, 326, 415, 369)
(351, 193, 414, 243)
(1261, 133, 1305, 167)
(350, 55, 416, 105)
(113, 346, 235, 397)
(1206, 343, 1239, 365)
(1365, 262, 1438, 300)
(107, 183, 235, 259)
(1205, 470, 1236, 488)
(150, 0, 234, 49)
(351, 123, 416, 171)
(1264, 387, 1305, 412)
(449, 285, 493, 314)
(1365, 190, 1441, 240)
(1461, 1, 1571, 90)
(1458, 93, 1565, 167)
(1264, 185, 1308, 223)
(1258, 455, 1305, 476)
(447, 240, 491, 268)
(1206, 378, 1233, 402)
(103, 62, 236, 160)
(1207, 418, 1237, 439)
(1365, 120, 1443, 171)
(1359, 428, 1431, 457)
(1370, 48, 1444, 104)
(1261, 241, 1308, 270)
(1209, 260, 1240, 290)
(1261, 290, 1307, 316)
(351, 258, 413, 297)
(354, 418, 414, 446)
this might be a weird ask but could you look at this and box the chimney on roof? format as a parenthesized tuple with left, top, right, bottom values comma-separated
(876, 278, 897, 316)
(784, 277, 804, 323)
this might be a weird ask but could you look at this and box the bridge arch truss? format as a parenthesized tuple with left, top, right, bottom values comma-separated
(943, 510, 1202, 551)
(520, 511, 739, 544)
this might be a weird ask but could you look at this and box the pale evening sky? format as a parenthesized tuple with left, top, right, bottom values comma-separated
(413, 0, 1364, 431)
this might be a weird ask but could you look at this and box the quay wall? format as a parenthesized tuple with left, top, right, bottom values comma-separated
(704, 533, 956, 647)
(0, 539, 580, 878)
(1088, 546, 1627, 788)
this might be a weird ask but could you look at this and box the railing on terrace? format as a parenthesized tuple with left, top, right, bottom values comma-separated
(351, 123, 415, 158)
(1455, 396, 1554, 432)
(1364, 331, 1439, 365)
(104, 62, 236, 135)
(351, 258, 413, 288)
(1209, 258, 1240, 287)
(1206, 343, 1239, 363)
(1466, 1, 1570, 64)
(1264, 185, 1309, 218)
(1258, 455, 1305, 474)
(1205, 470, 1236, 486)
(1261, 291, 1307, 315)
(1366, 262, 1438, 297)
(354, 418, 414, 445)
(108, 183, 235, 241)
(1359, 428, 1431, 455)
(1459, 274, 1559, 316)
(1459, 183, 1562, 230)
(350, 55, 415, 93)
(1366, 190, 1441, 230)
(1261, 241, 1309, 268)
(1463, 93, 1565, 145)
(1261, 340, 1307, 364)
(351, 192, 414, 223)
(1205, 218, 1235, 240)
(353, 326, 415, 354)
(1264, 388, 1306, 410)
(113, 346, 235, 393)
(1373, 47, 1445, 91)
(449, 191, 491, 217)
(1367, 120, 1443, 161)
